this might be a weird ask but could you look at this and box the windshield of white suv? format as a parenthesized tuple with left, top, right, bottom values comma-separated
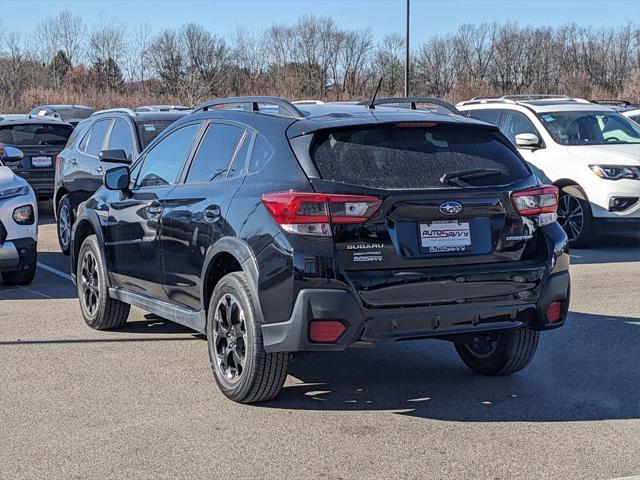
(537, 111, 640, 145)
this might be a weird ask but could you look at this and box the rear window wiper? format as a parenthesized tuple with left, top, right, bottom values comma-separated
(440, 168, 503, 186)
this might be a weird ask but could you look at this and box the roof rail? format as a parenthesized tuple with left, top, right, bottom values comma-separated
(501, 94, 571, 101)
(591, 99, 633, 106)
(134, 105, 191, 112)
(193, 96, 305, 119)
(292, 100, 325, 105)
(91, 108, 135, 117)
(457, 97, 518, 106)
(358, 97, 461, 115)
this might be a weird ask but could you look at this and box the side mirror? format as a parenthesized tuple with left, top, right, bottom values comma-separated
(104, 166, 130, 191)
(99, 149, 131, 164)
(515, 133, 542, 149)
(0, 146, 24, 162)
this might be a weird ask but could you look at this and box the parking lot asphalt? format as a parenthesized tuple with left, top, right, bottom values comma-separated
(1, 202, 639, 480)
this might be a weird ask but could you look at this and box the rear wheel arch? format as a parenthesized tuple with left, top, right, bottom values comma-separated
(54, 187, 69, 213)
(201, 238, 263, 323)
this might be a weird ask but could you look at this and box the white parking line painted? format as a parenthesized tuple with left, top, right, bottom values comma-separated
(37, 262, 72, 281)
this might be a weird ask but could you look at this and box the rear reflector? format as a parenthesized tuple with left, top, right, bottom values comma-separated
(546, 301, 562, 323)
(262, 192, 381, 237)
(511, 186, 559, 226)
(309, 321, 346, 343)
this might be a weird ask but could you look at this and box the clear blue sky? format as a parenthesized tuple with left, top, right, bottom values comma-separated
(0, 0, 637, 41)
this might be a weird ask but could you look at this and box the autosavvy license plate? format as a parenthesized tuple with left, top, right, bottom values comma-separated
(32, 156, 52, 167)
(420, 220, 471, 252)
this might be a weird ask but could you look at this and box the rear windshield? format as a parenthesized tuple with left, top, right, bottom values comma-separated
(136, 120, 176, 149)
(0, 123, 73, 146)
(311, 124, 530, 189)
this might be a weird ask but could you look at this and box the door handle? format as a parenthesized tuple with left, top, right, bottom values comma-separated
(94, 166, 104, 174)
(204, 206, 221, 222)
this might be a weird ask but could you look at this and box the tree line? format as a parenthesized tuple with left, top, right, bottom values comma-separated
(0, 11, 638, 112)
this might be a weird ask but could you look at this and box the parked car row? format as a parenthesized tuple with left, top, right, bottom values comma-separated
(2, 94, 637, 403)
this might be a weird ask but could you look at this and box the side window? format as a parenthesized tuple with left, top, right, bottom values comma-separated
(501, 111, 539, 145)
(466, 109, 502, 126)
(107, 119, 134, 157)
(185, 123, 245, 184)
(248, 135, 274, 173)
(85, 119, 113, 156)
(135, 124, 200, 188)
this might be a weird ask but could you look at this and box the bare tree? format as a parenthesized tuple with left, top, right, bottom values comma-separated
(374, 33, 404, 96)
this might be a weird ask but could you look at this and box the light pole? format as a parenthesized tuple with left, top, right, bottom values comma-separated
(404, 0, 410, 97)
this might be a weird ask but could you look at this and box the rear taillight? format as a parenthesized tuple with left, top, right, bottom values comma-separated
(511, 186, 558, 226)
(261, 192, 382, 236)
(55, 155, 62, 170)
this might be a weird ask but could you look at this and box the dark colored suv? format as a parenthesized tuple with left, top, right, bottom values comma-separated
(54, 108, 188, 254)
(70, 96, 570, 403)
(0, 114, 74, 199)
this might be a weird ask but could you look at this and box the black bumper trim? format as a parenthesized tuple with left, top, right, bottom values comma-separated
(262, 271, 570, 353)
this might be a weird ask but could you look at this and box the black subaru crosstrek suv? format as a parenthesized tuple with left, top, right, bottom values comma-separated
(70, 96, 570, 403)
(54, 108, 188, 254)
(0, 114, 74, 199)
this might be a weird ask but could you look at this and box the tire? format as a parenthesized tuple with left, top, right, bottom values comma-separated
(454, 328, 539, 376)
(1, 254, 37, 285)
(207, 272, 288, 403)
(557, 187, 594, 248)
(77, 235, 130, 330)
(56, 194, 73, 255)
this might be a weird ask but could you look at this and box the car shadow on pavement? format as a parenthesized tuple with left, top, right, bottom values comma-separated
(570, 237, 640, 265)
(119, 314, 204, 337)
(264, 311, 640, 422)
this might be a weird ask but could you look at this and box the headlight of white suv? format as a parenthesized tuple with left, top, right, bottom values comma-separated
(589, 165, 640, 180)
(0, 185, 29, 199)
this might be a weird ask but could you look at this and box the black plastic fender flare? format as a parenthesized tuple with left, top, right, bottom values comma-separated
(199, 237, 265, 324)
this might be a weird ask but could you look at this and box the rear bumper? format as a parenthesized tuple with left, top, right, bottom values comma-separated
(261, 271, 570, 353)
(12, 168, 54, 198)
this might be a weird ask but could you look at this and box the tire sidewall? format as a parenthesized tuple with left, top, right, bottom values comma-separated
(57, 195, 73, 254)
(206, 273, 259, 401)
(559, 190, 593, 248)
(77, 235, 107, 328)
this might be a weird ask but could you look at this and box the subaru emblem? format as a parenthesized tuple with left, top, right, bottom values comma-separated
(439, 201, 463, 215)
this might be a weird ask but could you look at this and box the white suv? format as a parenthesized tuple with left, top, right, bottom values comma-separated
(457, 95, 640, 247)
(0, 147, 38, 285)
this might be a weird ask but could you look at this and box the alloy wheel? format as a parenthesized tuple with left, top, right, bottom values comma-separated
(213, 293, 247, 383)
(80, 251, 100, 316)
(556, 193, 584, 241)
(59, 203, 71, 248)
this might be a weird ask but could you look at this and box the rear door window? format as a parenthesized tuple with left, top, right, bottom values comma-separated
(311, 124, 530, 189)
(85, 119, 113, 156)
(185, 123, 245, 184)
